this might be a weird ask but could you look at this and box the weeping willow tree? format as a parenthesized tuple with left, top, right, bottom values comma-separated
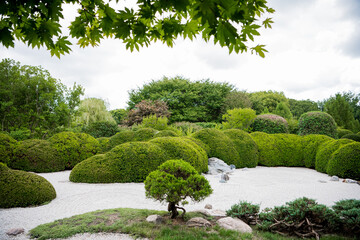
(74, 98, 115, 125)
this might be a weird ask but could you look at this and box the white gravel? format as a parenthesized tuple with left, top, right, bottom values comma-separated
(1, 166, 359, 240)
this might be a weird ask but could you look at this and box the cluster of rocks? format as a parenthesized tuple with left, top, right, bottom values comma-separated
(319, 176, 360, 185)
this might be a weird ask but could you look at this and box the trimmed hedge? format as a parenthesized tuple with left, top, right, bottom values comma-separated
(154, 130, 179, 137)
(223, 129, 258, 168)
(150, 137, 208, 173)
(315, 139, 354, 173)
(96, 137, 110, 153)
(250, 114, 288, 134)
(181, 136, 211, 154)
(302, 134, 333, 168)
(191, 128, 240, 167)
(337, 128, 353, 138)
(0, 162, 56, 208)
(104, 130, 135, 151)
(299, 111, 337, 138)
(49, 132, 100, 169)
(341, 133, 360, 142)
(10, 139, 65, 173)
(327, 142, 360, 180)
(0, 133, 17, 165)
(133, 127, 157, 141)
(70, 142, 167, 183)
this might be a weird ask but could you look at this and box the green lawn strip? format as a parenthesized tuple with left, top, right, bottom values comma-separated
(29, 208, 355, 240)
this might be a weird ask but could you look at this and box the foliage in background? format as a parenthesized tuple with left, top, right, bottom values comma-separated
(337, 128, 354, 138)
(110, 108, 128, 125)
(145, 160, 213, 218)
(0, 133, 17, 165)
(341, 133, 360, 142)
(82, 121, 119, 138)
(298, 111, 337, 138)
(221, 108, 256, 131)
(288, 99, 319, 119)
(249, 91, 288, 114)
(140, 115, 169, 130)
(273, 101, 292, 119)
(250, 114, 289, 134)
(172, 121, 203, 135)
(74, 98, 116, 126)
(220, 91, 252, 114)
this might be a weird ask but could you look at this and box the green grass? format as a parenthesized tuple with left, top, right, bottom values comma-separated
(29, 208, 354, 240)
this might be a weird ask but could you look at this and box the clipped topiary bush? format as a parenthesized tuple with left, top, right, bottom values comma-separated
(337, 128, 353, 138)
(341, 133, 360, 142)
(82, 121, 119, 138)
(327, 142, 360, 180)
(96, 137, 110, 153)
(250, 114, 288, 134)
(223, 129, 258, 168)
(133, 127, 157, 141)
(49, 132, 100, 169)
(315, 139, 353, 173)
(70, 142, 167, 183)
(302, 134, 333, 168)
(103, 130, 135, 151)
(149, 137, 208, 173)
(0, 162, 56, 208)
(154, 130, 179, 137)
(181, 136, 211, 154)
(299, 111, 337, 138)
(10, 139, 65, 173)
(0, 133, 18, 165)
(191, 128, 240, 167)
(250, 132, 281, 166)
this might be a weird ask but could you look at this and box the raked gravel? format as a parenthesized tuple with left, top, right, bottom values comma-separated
(1, 166, 360, 240)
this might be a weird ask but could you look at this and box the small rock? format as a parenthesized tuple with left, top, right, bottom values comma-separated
(205, 204, 212, 209)
(6, 228, 24, 236)
(217, 217, 252, 233)
(210, 209, 227, 217)
(187, 217, 211, 227)
(318, 180, 327, 183)
(146, 215, 163, 224)
(221, 173, 229, 181)
(343, 179, 357, 184)
(230, 164, 236, 169)
(219, 179, 226, 183)
(330, 176, 339, 181)
(208, 157, 233, 175)
(242, 167, 248, 171)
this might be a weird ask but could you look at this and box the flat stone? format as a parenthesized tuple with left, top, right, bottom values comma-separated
(318, 180, 327, 183)
(6, 228, 24, 236)
(343, 179, 357, 184)
(146, 214, 163, 224)
(205, 204, 212, 209)
(330, 176, 339, 181)
(242, 167, 248, 171)
(217, 217, 252, 233)
(187, 217, 211, 227)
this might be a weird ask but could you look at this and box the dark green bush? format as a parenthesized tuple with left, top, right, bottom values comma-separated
(299, 111, 337, 138)
(332, 199, 360, 236)
(0, 133, 17, 165)
(133, 127, 157, 141)
(154, 130, 179, 137)
(327, 142, 360, 180)
(10, 139, 65, 172)
(82, 121, 119, 138)
(302, 134, 333, 168)
(195, 122, 218, 128)
(149, 137, 208, 173)
(223, 129, 258, 168)
(341, 133, 360, 142)
(315, 139, 353, 173)
(226, 201, 260, 225)
(49, 132, 100, 169)
(0, 162, 56, 208)
(9, 128, 32, 141)
(192, 128, 240, 167)
(250, 114, 288, 134)
(98, 130, 135, 152)
(337, 128, 353, 138)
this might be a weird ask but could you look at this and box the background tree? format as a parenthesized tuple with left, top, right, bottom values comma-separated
(288, 99, 319, 119)
(128, 76, 234, 123)
(222, 108, 256, 131)
(0, 0, 274, 58)
(249, 91, 288, 114)
(220, 91, 252, 114)
(110, 109, 128, 125)
(274, 101, 292, 119)
(74, 98, 116, 126)
(125, 100, 170, 126)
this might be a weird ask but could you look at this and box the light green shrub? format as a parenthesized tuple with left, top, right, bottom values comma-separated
(133, 127, 157, 141)
(0, 162, 56, 208)
(172, 121, 203, 135)
(250, 114, 288, 134)
(223, 129, 258, 168)
(0, 133, 18, 165)
(299, 111, 337, 138)
(221, 108, 256, 131)
(96, 137, 110, 153)
(140, 114, 169, 130)
(302, 134, 333, 168)
(154, 130, 179, 137)
(327, 142, 360, 180)
(103, 130, 135, 151)
(250, 132, 282, 166)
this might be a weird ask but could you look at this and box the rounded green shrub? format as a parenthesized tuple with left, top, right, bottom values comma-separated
(299, 111, 337, 138)
(0, 133, 18, 165)
(49, 132, 100, 169)
(327, 142, 360, 180)
(302, 134, 333, 168)
(337, 128, 353, 138)
(82, 121, 119, 138)
(191, 128, 240, 167)
(315, 139, 354, 173)
(10, 139, 65, 172)
(250, 114, 288, 134)
(341, 133, 360, 142)
(70, 142, 167, 183)
(181, 136, 211, 154)
(96, 137, 110, 153)
(104, 130, 135, 151)
(133, 127, 157, 141)
(223, 129, 258, 168)
(155, 130, 179, 137)
(0, 162, 56, 208)
(250, 132, 281, 166)
(150, 137, 208, 173)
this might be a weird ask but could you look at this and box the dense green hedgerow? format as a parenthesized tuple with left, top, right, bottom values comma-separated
(302, 134, 333, 168)
(341, 133, 360, 142)
(49, 132, 100, 169)
(181, 136, 211, 154)
(299, 111, 337, 138)
(223, 129, 258, 168)
(70, 142, 167, 183)
(96, 137, 110, 153)
(133, 127, 157, 141)
(0, 133, 18, 165)
(0, 163, 56, 208)
(250, 114, 288, 134)
(10, 139, 65, 173)
(337, 128, 353, 138)
(191, 128, 240, 167)
(149, 137, 208, 173)
(315, 139, 354, 173)
(82, 121, 120, 138)
(154, 130, 179, 137)
(250, 132, 280, 166)
(327, 142, 360, 180)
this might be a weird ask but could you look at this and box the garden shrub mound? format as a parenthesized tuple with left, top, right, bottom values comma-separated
(315, 139, 353, 173)
(341, 133, 360, 142)
(49, 132, 100, 169)
(104, 130, 135, 151)
(250, 114, 288, 134)
(302, 134, 333, 168)
(10, 139, 65, 172)
(133, 127, 157, 141)
(154, 130, 179, 137)
(82, 121, 119, 138)
(71, 142, 167, 183)
(0, 162, 56, 208)
(223, 129, 258, 168)
(149, 137, 208, 173)
(96, 137, 110, 153)
(299, 111, 337, 138)
(337, 128, 353, 138)
(0, 133, 18, 165)
(327, 142, 360, 180)
(191, 128, 240, 167)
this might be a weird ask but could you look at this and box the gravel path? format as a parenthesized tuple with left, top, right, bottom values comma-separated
(1, 167, 359, 239)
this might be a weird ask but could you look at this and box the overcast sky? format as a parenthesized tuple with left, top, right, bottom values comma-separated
(1, 0, 360, 110)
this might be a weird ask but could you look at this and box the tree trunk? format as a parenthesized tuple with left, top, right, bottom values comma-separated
(168, 202, 179, 219)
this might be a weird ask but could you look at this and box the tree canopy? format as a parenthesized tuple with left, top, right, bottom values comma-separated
(0, 0, 274, 57)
